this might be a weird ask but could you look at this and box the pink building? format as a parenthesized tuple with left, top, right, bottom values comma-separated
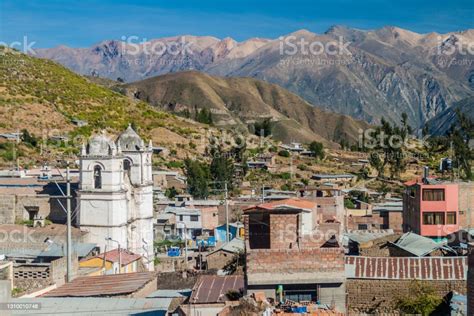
(403, 178, 459, 237)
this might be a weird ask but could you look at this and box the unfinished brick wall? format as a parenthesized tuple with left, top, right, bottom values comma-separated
(246, 247, 344, 274)
(387, 211, 403, 232)
(347, 279, 466, 314)
(347, 214, 384, 231)
(269, 213, 298, 249)
(458, 183, 474, 228)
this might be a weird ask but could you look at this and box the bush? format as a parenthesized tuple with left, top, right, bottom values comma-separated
(344, 199, 355, 209)
(226, 289, 243, 301)
(297, 164, 308, 171)
(278, 150, 290, 157)
(396, 280, 442, 315)
(166, 160, 184, 169)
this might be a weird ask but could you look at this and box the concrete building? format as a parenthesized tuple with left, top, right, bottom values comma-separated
(78, 126, 154, 270)
(0, 176, 78, 225)
(164, 206, 202, 239)
(243, 198, 345, 312)
(403, 177, 474, 238)
(79, 248, 143, 275)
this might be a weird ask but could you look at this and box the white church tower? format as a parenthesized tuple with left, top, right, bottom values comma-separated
(78, 125, 155, 271)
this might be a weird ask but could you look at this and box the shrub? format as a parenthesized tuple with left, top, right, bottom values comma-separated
(278, 150, 290, 157)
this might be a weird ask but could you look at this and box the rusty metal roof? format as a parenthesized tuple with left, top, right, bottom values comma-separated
(345, 256, 467, 280)
(190, 275, 244, 304)
(42, 272, 156, 297)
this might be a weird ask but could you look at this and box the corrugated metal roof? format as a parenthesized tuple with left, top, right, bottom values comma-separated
(312, 174, 355, 179)
(209, 238, 245, 255)
(88, 248, 141, 266)
(392, 232, 454, 256)
(147, 289, 192, 298)
(345, 256, 467, 280)
(39, 243, 98, 258)
(9, 297, 170, 315)
(345, 230, 395, 244)
(190, 275, 244, 304)
(244, 198, 316, 213)
(165, 206, 201, 216)
(42, 272, 156, 297)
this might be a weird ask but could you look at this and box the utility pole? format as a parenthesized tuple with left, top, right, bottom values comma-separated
(66, 165, 72, 282)
(225, 182, 229, 243)
(209, 181, 230, 243)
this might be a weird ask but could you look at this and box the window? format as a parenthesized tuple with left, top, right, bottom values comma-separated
(410, 189, 416, 198)
(179, 215, 183, 221)
(358, 224, 368, 230)
(94, 165, 102, 189)
(422, 189, 445, 201)
(447, 212, 457, 225)
(423, 212, 445, 225)
(123, 159, 131, 177)
(284, 290, 316, 303)
(190, 215, 199, 222)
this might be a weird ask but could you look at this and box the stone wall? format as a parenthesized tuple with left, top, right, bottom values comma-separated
(0, 194, 70, 225)
(0, 195, 15, 224)
(207, 250, 234, 270)
(347, 279, 466, 314)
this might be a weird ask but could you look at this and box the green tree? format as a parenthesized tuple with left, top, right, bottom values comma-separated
(165, 186, 178, 199)
(254, 118, 272, 137)
(210, 145, 235, 191)
(196, 108, 213, 125)
(309, 141, 324, 160)
(395, 280, 442, 315)
(367, 114, 411, 180)
(448, 110, 473, 179)
(184, 159, 210, 198)
(21, 129, 38, 147)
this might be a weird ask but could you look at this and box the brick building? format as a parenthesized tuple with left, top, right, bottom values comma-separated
(403, 177, 474, 237)
(243, 199, 346, 312)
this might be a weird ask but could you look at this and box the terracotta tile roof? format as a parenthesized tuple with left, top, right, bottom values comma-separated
(345, 256, 467, 280)
(91, 248, 141, 266)
(244, 198, 317, 213)
(42, 272, 156, 297)
(190, 275, 244, 304)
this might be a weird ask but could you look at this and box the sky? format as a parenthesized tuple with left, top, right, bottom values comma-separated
(0, 0, 473, 48)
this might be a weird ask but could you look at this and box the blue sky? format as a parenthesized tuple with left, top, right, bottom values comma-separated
(1, 0, 473, 48)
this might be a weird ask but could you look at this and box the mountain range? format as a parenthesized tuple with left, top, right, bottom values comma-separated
(120, 71, 369, 144)
(35, 26, 474, 131)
